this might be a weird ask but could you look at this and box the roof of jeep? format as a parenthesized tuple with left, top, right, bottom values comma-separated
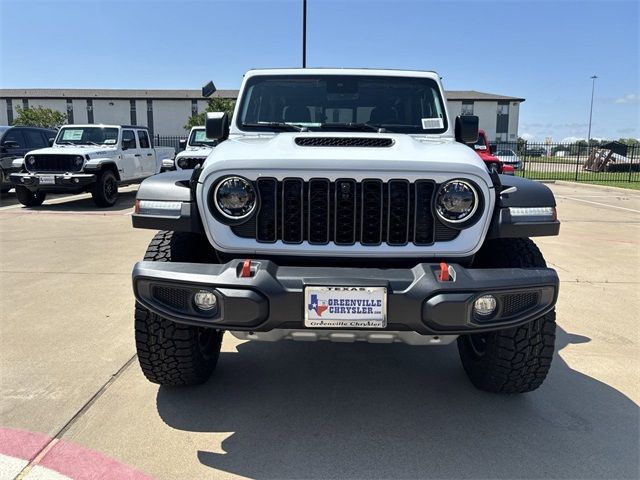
(244, 68, 440, 79)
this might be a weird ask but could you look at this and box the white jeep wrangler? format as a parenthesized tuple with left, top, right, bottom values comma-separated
(10, 125, 174, 207)
(131, 69, 560, 393)
(174, 126, 217, 170)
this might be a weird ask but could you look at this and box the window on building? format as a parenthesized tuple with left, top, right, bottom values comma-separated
(191, 100, 198, 115)
(461, 101, 474, 116)
(146, 100, 154, 135)
(130, 100, 137, 125)
(66, 99, 74, 124)
(22, 99, 29, 110)
(137, 130, 150, 148)
(496, 101, 509, 134)
(86, 99, 94, 123)
(6, 99, 13, 125)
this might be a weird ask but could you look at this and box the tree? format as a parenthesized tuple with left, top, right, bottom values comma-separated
(184, 97, 236, 131)
(13, 105, 67, 129)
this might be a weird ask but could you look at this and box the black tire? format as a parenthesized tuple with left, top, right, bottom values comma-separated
(91, 170, 118, 207)
(15, 186, 46, 207)
(135, 231, 223, 386)
(457, 238, 556, 393)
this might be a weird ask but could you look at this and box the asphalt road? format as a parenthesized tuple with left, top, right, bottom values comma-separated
(1, 182, 638, 479)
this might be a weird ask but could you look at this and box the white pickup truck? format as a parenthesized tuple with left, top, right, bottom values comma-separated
(174, 126, 217, 170)
(10, 124, 174, 207)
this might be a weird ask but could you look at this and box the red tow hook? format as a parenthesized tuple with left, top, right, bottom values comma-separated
(240, 259, 252, 278)
(439, 262, 450, 282)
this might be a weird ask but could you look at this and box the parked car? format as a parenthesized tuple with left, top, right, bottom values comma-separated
(495, 149, 522, 169)
(0, 126, 57, 193)
(526, 146, 546, 157)
(174, 126, 217, 170)
(468, 129, 514, 175)
(131, 68, 560, 394)
(10, 124, 174, 207)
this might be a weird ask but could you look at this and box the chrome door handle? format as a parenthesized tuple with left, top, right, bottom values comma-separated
(134, 154, 142, 157)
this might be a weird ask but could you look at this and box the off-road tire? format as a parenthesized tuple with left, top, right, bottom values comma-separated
(457, 238, 556, 393)
(135, 231, 223, 386)
(91, 170, 118, 207)
(15, 186, 46, 206)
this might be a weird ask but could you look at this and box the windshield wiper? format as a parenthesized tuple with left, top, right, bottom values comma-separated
(56, 141, 73, 145)
(241, 122, 307, 132)
(317, 122, 386, 133)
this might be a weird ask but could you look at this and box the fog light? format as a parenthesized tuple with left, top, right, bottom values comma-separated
(73, 178, 80, 183)
(194, 289, 217, 311)
(474, 295, 497, 316)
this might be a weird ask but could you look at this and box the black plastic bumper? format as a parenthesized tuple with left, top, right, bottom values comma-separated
(132, 260, 559, 335)
(9, 172, 96, 191)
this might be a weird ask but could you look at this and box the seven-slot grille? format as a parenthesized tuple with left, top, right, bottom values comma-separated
(27, 154, 82, 172)
(231, 178, 460, 246)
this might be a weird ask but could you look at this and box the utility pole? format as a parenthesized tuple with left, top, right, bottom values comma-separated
(302, 0, 307, 68)
(586, 75, 598, 152)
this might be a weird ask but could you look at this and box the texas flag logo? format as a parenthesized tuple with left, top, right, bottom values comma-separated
(308, 294, 329, 316)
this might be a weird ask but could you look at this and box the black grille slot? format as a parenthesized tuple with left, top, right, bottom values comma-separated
(28, 154, 82, 172)
(231, 178, 461, 246)
(178, 157, 205, 169)
(256, 178, 277, 242)
(153, 286, 191, 310)
(361, 180, 383, 245)
(295, 137, 394, 147)
(387, 180, 410, 245)
(502, 292, 539, 316)
(414, 181, 435, 245)
(308, 179, 330, 244)
(281, 178, 303, 243)
(335, 179, 357, 245)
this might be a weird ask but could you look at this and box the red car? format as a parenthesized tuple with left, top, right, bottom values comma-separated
(468, 129, 514, 175)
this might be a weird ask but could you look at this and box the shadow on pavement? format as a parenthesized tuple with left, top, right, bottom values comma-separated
(156, 328, 639, 479)
(1, 190, 137, 213)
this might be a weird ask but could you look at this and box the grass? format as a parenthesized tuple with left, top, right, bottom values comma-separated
(515, 170, 640, 190)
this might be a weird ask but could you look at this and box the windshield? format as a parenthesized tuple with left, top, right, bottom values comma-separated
(188, 129, 217, 147)
(496, 150, 513, 156)
(55, 127, 119, 145)
(237, 74, 447, 134)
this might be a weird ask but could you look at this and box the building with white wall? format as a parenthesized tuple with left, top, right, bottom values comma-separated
(0, 88, 524, 142)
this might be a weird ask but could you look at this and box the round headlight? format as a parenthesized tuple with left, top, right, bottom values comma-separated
(435, 180, 478, 224)
(27, 155, 36, 166)
(214, 176, 256, 219)
(74, 155, 84, 167)
(177, 158, 188, 169)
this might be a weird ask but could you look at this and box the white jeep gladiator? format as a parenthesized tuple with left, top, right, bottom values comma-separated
(174, 126, 217, 170)
(10, 124, 174, 207)
(131, 69, 560, 393)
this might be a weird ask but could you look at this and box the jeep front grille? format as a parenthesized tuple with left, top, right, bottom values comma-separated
(231, 178, 460, 246)
(27, 154, 82, 172)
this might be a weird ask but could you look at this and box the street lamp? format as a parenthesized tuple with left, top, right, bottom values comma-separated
(586, 75, 598, 152)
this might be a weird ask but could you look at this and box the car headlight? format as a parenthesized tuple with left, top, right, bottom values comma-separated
(74, 156, 84, 168)
(435, 179, 479, 224)
(177, 157, 189, 169)
(27, 155, 36, 167)
(213, 176, 256, 220)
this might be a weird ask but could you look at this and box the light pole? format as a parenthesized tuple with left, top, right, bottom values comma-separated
(586, 75, 597, 152)
(302, 0, 307, 68)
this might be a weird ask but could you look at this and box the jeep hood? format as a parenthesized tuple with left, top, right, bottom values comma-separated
(201, 133, 490, 178)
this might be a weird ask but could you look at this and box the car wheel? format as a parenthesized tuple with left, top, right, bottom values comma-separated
(15, 186, 46, 207)
(91, 170, 119, 207)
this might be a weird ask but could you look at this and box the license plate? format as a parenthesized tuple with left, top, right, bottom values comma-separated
(305, 286, 387, 329)
(39, 176, 55, 185)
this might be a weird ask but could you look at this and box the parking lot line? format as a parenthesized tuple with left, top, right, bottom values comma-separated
(557, 195, 640, 213)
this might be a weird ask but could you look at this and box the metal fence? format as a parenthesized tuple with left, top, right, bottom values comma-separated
(495, 142, 640, 183)
(154, 134, 640, 184)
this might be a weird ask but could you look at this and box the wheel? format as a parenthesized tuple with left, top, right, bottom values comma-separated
(15, 186, 46, 206)
(135, 231, 223, 386)
(91, 170, 118, 207)
(457, 238, 557, 393)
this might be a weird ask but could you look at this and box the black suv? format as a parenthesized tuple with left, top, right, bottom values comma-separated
(0, 126, 57, 193)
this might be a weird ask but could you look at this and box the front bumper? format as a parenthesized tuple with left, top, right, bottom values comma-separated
(132, 260, 558, 335)
(10, 172, 96, 191)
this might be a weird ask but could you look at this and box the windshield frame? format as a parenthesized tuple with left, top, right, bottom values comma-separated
(54, 126, 120, 146)
(235, 74, 448, 135)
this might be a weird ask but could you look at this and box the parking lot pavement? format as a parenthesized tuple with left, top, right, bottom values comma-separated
(1, 182, 638, 479)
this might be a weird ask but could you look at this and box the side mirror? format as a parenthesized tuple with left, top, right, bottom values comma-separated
(122, 138, 136, 150)
(3, 140, 20, 149)
(48, 138, 55, 147)
(206, 112, 229, 141)
(455, 115, 479, 144)
(178, 139, 187, 151)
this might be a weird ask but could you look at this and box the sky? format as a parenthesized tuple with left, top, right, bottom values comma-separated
(0, 0, 638, 141)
